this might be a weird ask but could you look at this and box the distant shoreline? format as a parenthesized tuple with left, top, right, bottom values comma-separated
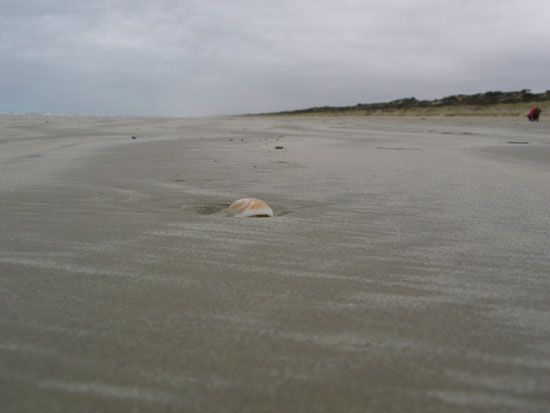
(254, 101, 547, 118)
(256, 90, 549, 117)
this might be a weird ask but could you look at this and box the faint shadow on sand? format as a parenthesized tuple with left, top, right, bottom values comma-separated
(182, 202, 295, 217)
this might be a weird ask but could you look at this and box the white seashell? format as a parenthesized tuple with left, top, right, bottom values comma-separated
(228, 198, 274, 218)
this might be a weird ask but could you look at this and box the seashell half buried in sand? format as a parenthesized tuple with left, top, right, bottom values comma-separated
(228, 198, 274, 218)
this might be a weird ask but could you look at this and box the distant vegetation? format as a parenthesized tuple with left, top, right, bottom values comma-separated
(264, 89, 550, 116)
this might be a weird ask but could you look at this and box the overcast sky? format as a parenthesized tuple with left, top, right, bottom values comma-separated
(1, 0, 549, 116)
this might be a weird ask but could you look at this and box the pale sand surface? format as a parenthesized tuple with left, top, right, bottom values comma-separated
(1, 115, 549, 412)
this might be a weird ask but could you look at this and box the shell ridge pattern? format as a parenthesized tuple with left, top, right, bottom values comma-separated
(228, 198, 274, 218)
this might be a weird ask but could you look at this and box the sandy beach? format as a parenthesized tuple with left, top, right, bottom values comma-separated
(1, 114, 549, 412)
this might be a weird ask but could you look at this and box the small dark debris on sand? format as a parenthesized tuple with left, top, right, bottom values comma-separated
(507, 141, 529, 144)
(275, 145, 284, 150)
(131, 136, 137, 140)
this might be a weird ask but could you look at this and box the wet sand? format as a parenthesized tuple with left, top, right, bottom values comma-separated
(1, 115, 549, 412)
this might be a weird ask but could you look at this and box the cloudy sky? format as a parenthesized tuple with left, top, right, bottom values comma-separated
(1, 0, 549, 116)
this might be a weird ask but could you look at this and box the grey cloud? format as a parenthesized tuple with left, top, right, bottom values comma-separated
(1, 0, 549, 116)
